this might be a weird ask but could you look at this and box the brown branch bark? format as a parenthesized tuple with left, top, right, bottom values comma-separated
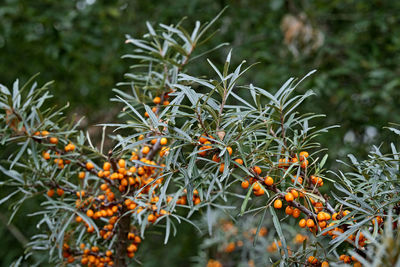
(115, 206, 131, 267)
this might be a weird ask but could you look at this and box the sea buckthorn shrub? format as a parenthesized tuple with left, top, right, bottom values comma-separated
(194, 140, 400, 267)
(1, 12, 400, 267)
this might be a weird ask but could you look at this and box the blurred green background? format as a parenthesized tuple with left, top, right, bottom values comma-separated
(1, 0, 400, 265)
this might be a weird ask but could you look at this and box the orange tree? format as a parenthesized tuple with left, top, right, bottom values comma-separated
(1, 12, 400, 267)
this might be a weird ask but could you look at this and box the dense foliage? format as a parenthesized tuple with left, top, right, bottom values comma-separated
(2, 0, 400, 159)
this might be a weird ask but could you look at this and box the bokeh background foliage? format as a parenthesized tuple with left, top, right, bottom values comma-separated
(1, 0, 400, 266)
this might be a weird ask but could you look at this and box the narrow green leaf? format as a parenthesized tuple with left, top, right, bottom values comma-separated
(240, 183, 254, 215)
(269, 206, 289, 260)
(253, 208, 267, 246)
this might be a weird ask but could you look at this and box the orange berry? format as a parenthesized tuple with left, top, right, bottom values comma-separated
(317, 212, 326, 221)
(274, 199, 282, 209)
(118, 159, 125, 168)
(43, 152, 50, 160)
(118, 167, 126, 175)
(148, 214, 156, 222)
(76, 190, 85, 197)
(49, 137, 58, 144)
(47, 189, 55, 197)
(306, 219, 315, 228)
(292, 208, 301, 218)
(308, 256, 317, 264)
(86, 162, 94, 170)
(142, 146, 150, 154)
(159, 147, 169, 157)
(137, 167, 145, 176)
(67, 256, 74, 263)
(301, 160, 309, 169)
(253, 182, 261, 191)
(241, 180, 249, 189)
(86, 209, 94, 217)
(290, 189, 299, 199)
(324, 212, 331, 220)
(199, 136, 207, 144)
(160, 137, 167, 145)
(127, 244, 138, 253)
(100, 209, 107, 217)
(234, 158, 243, 165)
(103, 162, 111, 171)
(212, 154, 220, 163)
(110, 173, 119, 180)
(127, 232, 135, 240)
(285, 193, 294, 202)
(198, 146, 207, 156)
(65, 143, 75, 151)
(291, 176, 303, 184)
(78, 172, 85, 179)
(153, 96, 161, 104)
(278, 158, 289, 168)
(254, 188, 264, 196)
(226, 147, 233, 156)
(57, 188, 64, 196)
(299, 151, 309, 160)
(219, 163, 225, 173)
(321, 261, 329, 267)
(124, 199, 132, 207)
(314, 202, 324, 212)
(128, 165, 136, 173)
(299, 219, 306, 228)
(285, 206, 294, 215)
(253, 166, 262, 175)
(264, 176, 274, 186)
(225, 242, 236, 253)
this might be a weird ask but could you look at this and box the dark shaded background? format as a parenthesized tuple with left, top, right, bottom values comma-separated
(1, 0, 400, 265)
